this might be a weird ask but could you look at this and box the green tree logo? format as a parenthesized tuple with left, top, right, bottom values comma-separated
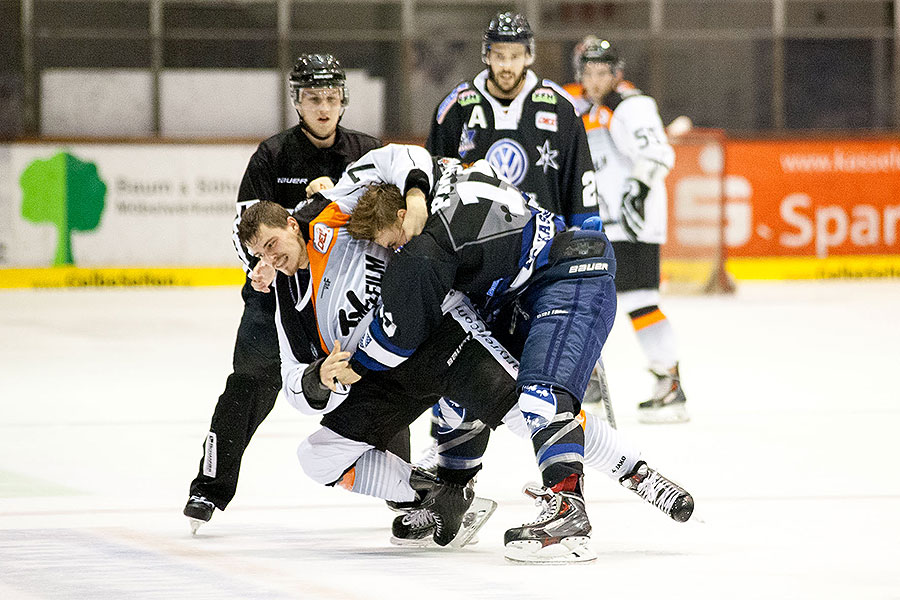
(20, 152, 107, 266)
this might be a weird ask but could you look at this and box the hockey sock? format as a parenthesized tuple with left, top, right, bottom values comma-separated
(518, 385, 585, 489)
(429, 402, 441, 440)
(582, 410, 641, 480)
(630, 305, 678, 369)
(339, 449, 417, 502)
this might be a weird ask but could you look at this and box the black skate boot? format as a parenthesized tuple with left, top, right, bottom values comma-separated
(419, 478, 475, 547)
(637, 363, 689, 424)
(183, 495, 215, 535)
(504, 484, 596, 563)
(391, 509, 437, 547)
(619, 460, 694, 522)
(386, 467, 438, 513)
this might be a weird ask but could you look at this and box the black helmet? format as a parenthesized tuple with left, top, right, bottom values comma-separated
(482, 12, 535, 63)
(573, 36, 624, 81)
(289, 53, 348, 106)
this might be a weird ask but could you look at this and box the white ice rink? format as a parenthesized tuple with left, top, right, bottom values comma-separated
(1, 280, 898, 599)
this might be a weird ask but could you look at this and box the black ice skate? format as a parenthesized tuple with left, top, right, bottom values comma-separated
(391, 508, 437, 547)
(504, 484, 596, 564)
(419, 478, 475, 547)
(619, 460, 694, 522)
(637, 363, 689, 424)
(183, 495, 215, 535)
(386, 467, 438, 513)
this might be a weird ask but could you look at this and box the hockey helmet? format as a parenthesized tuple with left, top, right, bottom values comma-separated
(573, 36, 624, 81)
(482, 12, 535, 64)
(289, 53, 349, 106)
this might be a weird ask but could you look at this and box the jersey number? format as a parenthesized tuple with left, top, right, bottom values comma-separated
(434, 172, 527, 216)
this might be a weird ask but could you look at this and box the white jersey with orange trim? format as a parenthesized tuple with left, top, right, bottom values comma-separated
(573, 85, 674, 244)
(294, 144, 438, 355)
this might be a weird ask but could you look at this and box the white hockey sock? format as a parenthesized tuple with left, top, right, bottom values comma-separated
(632, 309, 679, 369)
(347, 449, 417, 502)
(582, 411, 641, 480)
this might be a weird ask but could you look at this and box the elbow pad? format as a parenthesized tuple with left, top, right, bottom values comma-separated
(404, 169, 432, 197)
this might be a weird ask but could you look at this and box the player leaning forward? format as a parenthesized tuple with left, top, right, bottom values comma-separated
(238, 144, 694, 562)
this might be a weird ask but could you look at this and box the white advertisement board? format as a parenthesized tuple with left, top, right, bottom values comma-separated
(0, 143, 257, 269)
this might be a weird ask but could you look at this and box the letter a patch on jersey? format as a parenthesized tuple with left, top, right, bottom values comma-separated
(467, 105, 488, 130)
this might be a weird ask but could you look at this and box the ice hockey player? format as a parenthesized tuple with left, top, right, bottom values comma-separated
(568, 37, 689, 423)
(319, 144, 695, 562)
(182, 53, 390, 534)
(426, 12, 597, 227)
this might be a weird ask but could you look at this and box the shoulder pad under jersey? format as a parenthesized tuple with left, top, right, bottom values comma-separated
(436, 82, 471, 124)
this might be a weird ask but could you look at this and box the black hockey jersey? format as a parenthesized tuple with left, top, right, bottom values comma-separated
(426, 70, 597, 227)
(232, 125, 382, 272)
(350, 155, 569, 375)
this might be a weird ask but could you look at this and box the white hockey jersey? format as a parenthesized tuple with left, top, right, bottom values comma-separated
(580, 88, 675, 244)
(272, 144, 438, 414)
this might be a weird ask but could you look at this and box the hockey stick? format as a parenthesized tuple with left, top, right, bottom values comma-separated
(593, 359, 617, 429)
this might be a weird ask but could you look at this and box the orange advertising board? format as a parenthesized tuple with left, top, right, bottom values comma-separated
(724, 140, 900, 258)
(663, 137, 900, 281)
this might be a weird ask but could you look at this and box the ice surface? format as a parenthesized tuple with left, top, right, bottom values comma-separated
(1, 281, 898, 599)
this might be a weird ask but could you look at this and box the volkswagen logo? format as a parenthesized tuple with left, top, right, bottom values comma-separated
(485, 138, 528, 186)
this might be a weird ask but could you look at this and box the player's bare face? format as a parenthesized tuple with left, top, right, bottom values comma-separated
(374, 215, 408, 252)
(297, 88, 343, 140)
(250, 220, 309, 275)
(487, 44, 530, 98)
(581, 62, 619, 104)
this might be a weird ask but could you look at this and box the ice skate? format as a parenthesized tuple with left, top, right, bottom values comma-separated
(391, 508, 437, 547)
(183, 495, 215, 535)
(619, 460, 694, 522)
(386, 466, 438, 513)
(390, 495, 495, 548)
(637, 363, 689, 424)
(417, 477, 475, 546)
(504, 484, 596, 564)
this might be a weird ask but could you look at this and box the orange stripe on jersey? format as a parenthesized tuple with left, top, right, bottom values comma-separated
(631, 308, 666, 331)
(582, 104, 613, 132)
(305, 202, 351, 353)
(563, 82, 584, 98)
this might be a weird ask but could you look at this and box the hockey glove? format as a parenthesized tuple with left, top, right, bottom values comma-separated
(620, 178, 650, 242)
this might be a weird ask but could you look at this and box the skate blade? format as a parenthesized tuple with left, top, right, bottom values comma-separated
(637, 404, 689, 424)
(188, 518, 204, 535)
(390, 535, 480, 548)
(390, 535, 438, 548)
(449, 497, 497, 549)
(504, 536, 596, 564)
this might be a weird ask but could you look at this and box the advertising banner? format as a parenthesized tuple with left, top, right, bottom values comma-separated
(664, 137, 900, 281)
(0, 143, 255, 287)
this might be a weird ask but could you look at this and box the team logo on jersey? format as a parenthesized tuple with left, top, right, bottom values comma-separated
(535, 111, 557, 132)
(458, 89, 481, 106)
(458, 124, 476, 158)
(535, 139, 560, 174)
(312, 222, 334, 254)
(531, 88, 557, 105)
(485, 139, 528, 186)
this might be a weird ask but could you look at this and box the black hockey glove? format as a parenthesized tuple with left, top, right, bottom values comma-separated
(620, 178, 650, 242)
